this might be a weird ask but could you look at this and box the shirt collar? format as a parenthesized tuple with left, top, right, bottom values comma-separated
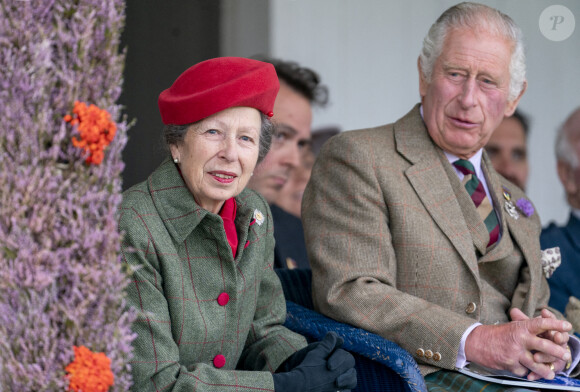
(444, 149, 484, 177)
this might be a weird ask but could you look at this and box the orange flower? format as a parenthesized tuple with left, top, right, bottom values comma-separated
(65, 345, 114, 392)
(65, 101, 117, 165)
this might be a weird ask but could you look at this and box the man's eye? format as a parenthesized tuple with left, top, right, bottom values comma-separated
(512, 150, 526, 162)
(273, 131, 289, 141)
(481, 78, 496, 86)
(485, 146, 499, 158)
(297, 140, 312, 150)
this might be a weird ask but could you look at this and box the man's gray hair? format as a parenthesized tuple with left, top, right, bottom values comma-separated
(419, 2, 526, 101)
(555, 117, 580, 169)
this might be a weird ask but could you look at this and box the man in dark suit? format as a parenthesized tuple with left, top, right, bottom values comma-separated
(485, 109, 530, 191)
(542, 107, 580, 316)
(247, 57, 329, 269)
(303, 3, 579, 391)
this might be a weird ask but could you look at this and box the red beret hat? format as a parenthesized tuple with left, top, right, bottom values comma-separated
(158, 57, 280, 125)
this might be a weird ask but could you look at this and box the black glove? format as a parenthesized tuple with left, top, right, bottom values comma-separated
(273, 332, 357, 392)
(278, 339, 322, 373)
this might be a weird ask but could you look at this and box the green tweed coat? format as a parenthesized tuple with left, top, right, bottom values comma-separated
(120, 159, 307, 392)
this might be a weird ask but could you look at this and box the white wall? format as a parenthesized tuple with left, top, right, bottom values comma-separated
(222, 0, 580, 226)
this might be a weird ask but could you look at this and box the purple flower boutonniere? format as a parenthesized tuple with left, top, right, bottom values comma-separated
(516, 198, 534, 217)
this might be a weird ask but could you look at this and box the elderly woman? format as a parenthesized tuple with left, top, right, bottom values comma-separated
(120, 57, 356, 392)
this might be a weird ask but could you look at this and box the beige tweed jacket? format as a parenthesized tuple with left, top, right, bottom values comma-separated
(302, 104, 553, 376)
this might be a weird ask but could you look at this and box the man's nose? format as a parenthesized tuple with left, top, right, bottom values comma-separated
(280, 142, 301, 168)
(458, 79, 477, 108)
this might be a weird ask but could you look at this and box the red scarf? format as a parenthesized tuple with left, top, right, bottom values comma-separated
(218, 198, 238, 258)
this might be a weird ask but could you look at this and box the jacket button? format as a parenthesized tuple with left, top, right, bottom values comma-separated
(217, 292, 230, 306)
(465, 302, 477, 314)
(416, 348, 425, 357)
(433, 352, 442, 361)
(213, 354, 226, 368)
(425, 350, 433, 359)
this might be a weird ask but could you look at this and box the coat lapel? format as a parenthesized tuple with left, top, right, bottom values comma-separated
(484, 155, 541, 313)
(396, 105, 479, 273)
(149, 159, 208, 244)
(149, 159, 262, 264)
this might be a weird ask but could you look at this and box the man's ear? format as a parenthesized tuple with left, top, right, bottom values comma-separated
(504, 80, 527, 117)
(557, 160, 577, 194)
(418, 57, 428, 98)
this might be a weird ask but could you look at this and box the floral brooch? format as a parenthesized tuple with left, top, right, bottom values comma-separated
(502, 187, 534, 220)
(253, 209, 264, 226)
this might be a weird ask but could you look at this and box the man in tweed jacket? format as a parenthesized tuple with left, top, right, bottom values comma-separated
(121, 160, 308, 391)
(303, 3, 579, 390)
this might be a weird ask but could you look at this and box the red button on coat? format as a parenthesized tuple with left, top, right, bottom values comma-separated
(217, 292, 229, 306)
(213, 354, 226, 368)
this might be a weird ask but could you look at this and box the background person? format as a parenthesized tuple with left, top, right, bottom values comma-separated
(120, 57, 356, 392)
(276, 126, 341, 218)
(302, 3, 579, 391)
(541, 107, 580, 317)
(273, 127, 340, 269)
(246, 57, 329, 269)
(484, 108, 530, 190)
(247, 57, 328, 204)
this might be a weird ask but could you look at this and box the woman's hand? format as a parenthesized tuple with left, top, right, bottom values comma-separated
(273, 332, 357, 392)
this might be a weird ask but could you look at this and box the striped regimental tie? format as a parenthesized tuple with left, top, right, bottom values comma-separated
(453, 159, 500, 247)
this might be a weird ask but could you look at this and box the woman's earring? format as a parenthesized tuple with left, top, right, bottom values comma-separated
(173, 157, 179, 164)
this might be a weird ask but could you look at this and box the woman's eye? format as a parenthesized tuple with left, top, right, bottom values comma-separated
(206, 129, 218, 135)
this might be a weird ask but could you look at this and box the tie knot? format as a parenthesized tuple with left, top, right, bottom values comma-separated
(453, 159, 476, 175)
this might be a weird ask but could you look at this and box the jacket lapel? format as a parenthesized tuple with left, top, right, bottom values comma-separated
(484, 155, 541, 313)
(149, 159, 208, 244)
(149, 159, 260, 263)
(396, 105, 479, 273)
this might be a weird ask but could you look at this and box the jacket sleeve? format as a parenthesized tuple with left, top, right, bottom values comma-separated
(301, 131, 477, 372)
(237, 199, 308, 372)
(120, 206, 282, 392)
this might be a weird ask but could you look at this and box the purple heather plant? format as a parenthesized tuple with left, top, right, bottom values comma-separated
(0, 1, 135, 391)
(516, 198, 534, 217)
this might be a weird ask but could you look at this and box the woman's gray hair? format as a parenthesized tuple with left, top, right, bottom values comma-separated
(555, 123, 580, 169)
(163, 112, 274, 163)
(419, 2, 526, 101)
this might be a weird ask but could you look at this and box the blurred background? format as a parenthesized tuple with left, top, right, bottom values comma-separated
(120, 0, 580, 226)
